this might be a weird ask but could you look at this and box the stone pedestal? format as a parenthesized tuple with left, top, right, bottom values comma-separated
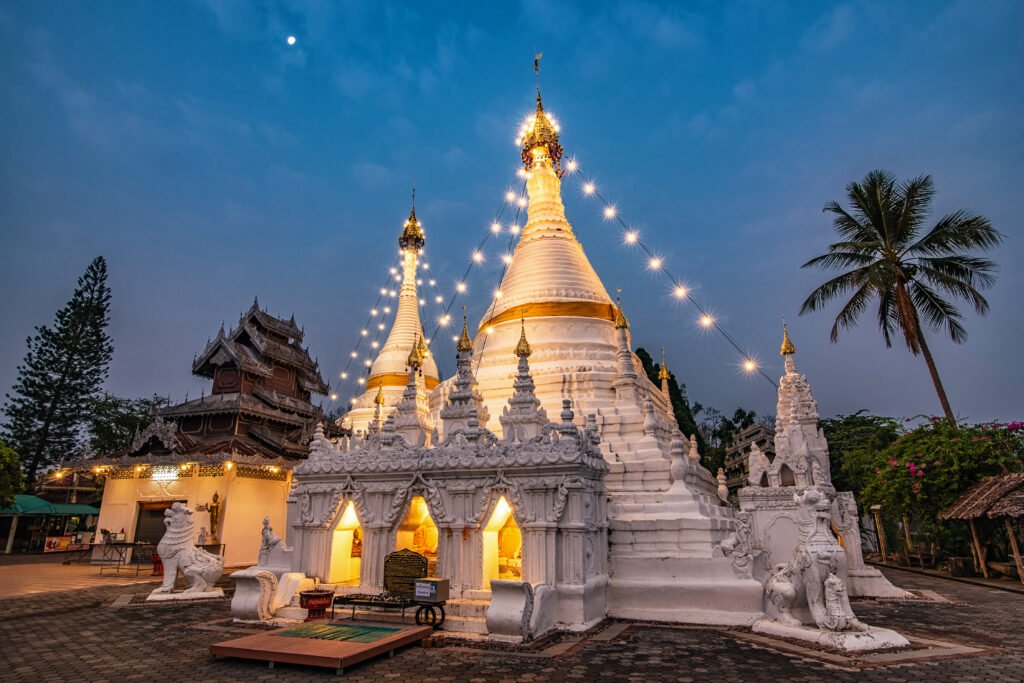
(752, 619, 910, 652)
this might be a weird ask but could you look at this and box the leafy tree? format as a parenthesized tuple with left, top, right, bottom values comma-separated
(2, 257, 113, 485)
(0, 439, 21, 507)
(800, 171, 1002, 423)
(635, 347, 701, 445)
(87, 393, 169, 455)
(820, 411, 904, 496)
(691, 403, 759, 475)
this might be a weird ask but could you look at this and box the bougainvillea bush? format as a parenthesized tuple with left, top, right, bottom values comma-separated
(860, 419, 1024, 557)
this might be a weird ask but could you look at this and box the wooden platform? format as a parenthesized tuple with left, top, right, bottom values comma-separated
(210, 620, 433, 673)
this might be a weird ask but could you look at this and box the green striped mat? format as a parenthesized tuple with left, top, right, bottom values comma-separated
(272, 624, 401, 643)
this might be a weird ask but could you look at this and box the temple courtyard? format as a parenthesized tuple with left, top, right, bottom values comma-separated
(1, 556, 1021, 682)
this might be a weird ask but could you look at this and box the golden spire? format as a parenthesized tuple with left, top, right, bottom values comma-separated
(407, 333, 424, 370)
(456, 306, 473, 353)
(659, 348, 670, 381)
(520, 54, 563, 173)
(780, 321, 796, 356)
(614, 290, 630, 330)
(417, 333, 429, 360)
(398, 187, 425, 252)
(374, 386, 385, 406)
(514, 315, 532, 358)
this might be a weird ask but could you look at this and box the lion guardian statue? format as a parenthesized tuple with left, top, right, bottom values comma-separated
(151, 502, 225, 596)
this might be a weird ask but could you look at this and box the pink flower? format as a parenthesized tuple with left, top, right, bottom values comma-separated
(1007, 421, 1023, 431)
(917, 470, 925, 477)
(889, 460, 898, 466)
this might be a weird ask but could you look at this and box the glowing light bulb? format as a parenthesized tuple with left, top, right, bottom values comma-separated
(370, 308, 378, 316)
(583, 182, 595, 195)
(472, 251, 484, 263)
(378, 323, 385, 330)
(330, 393, 337, 400)
(505, 191, 517, 202)
(502, 254, 513, 264)
(452, 335, 460, 342)
(510, 224, 520, 234)
(435, 295, 443, 303)
(700, 314, 715, 328)
(419, 298, 425, 306)
(371, 341, 379, 349)
(674, 286, 688, 299)
(364, 359, 372, 367)
(389, 289, 397, 297)
(422, 263, 430, 270)
(486, 326, 494, 335)
(429, 279, 436, 286)
(491, 222, 501, 233)
(517, 197, 527, 208)
(456, 282, 467, 293)
(351, 351, 358, 358)
(604, 205, 616, 219)
(380, 288, 387, 295)
(743, 359, 758, 373)
(287, 35, 296, 46)
(389, 267, 397, 275)
(358, 378, 366, 385)
(567, 158, 578, 172)
(341, 372, 348, 379)
(440, 315, 451, 325)
(383, 306, 391, 313)
(516, 168, 527, 178)
(648, 257, 662, 270)
(494, 289, 503, 299)
(416, 278, 423, 285)
(624, 230, 639, 244)
(360, 329, 368, 336)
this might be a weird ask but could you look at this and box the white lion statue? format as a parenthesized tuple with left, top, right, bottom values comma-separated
(152, 502, 225, 595)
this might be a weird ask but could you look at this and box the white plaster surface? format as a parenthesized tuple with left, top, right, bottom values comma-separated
(752, 619, 910, 652)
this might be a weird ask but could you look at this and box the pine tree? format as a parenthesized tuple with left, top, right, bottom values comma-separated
(2, 256, 113, 486)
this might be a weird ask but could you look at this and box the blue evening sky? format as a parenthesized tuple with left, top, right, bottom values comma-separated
(1, 1, 1021, 422)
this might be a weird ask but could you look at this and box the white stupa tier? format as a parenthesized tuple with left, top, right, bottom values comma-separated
(345, 201, 439, 434)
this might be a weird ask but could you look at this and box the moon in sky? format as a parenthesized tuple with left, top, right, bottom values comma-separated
(287, 35, 296, 45)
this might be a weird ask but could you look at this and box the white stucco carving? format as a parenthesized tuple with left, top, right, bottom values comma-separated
(147, 502, 225, 601)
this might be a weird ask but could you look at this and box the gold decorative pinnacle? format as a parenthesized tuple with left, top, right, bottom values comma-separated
(398, 188, 425, 252)
(520, 56, 563, 174)
(407, 334, 424, 370)
(659, 348, 670, 380)
(374, 386, 385, 406)
(514, 316, 532, 358)
(780, 322, 796, 356)
(457, 306, 473, 352)
(613, 291, 630, 330)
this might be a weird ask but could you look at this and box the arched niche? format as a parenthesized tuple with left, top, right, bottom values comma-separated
(482, 495, 522, 587)
(328, 501, 362, 584)
(780, 464, 796, 487)
(395, 495, 438, 570)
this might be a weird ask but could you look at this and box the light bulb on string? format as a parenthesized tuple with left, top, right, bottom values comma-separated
(330, 393, 338, 401)
(502, 254, 513, 264)
(566, 158, 578, 172)
(389, 267, 397, 275)
(517, 197, 527, 208)
(360, 329, 368, 336)
(491, 222, 502, 234)
(341, 372, 348, 379)
(456, 282, 467, 293)
(378, 323, 385, 330)
(380, 288, 387, 295)
(673, 286, 688, 299)
(371, 341, 379, 349)
(583, 182, 596, 195)
(743, 358, 758, 373)
(358, 378, 366, 385)
(363, 359, 372, 367)
(494, 289, 503, 299)
(624, 230, 639, 244)
(510, 224, 520, 235)
(422, 263, 430, 270)
(389, 289, 397, 297)
(350, 351, 358, 358)
(505, 191, 517, 203)
(472, 251, 484, 263)
(700, 314, 715, 329)
(648, 257, 663, 270)
(429, 279, 436, 286)
(435, 295, 443, 303)
(370, 308, 378, 316)
(604, 205, 617, 219)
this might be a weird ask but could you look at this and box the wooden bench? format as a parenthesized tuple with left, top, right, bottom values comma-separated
(331, 549, 446, 627)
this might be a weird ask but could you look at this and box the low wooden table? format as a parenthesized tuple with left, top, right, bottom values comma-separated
(209, 621, 433, 674)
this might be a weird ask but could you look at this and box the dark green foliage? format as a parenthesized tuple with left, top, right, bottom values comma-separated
(820, 411, 905, 496)
(690, 404, 759, 474)
(0, 439, 21, 507)
(635, 347, 701, 445)
(801, 171, 1002, 423)
(87, 393, 169, 455)
(2, 257, 113, 485)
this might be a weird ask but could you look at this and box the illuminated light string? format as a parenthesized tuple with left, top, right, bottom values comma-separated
(569, 162, 777, 388)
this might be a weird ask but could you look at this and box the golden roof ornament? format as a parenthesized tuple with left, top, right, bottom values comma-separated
(614, 291, 630, 330)
(780, 322, 796, 356)
(407, 334, 424, 370)
(520, 54, 564, 175)
(398, 188, 425, 252)
(417, 333, 429, 360)
(659, 348, 670, 381)
(374, 386, 386, 406)
(456, 307, 473, 353)
(514, 316, 532, 358)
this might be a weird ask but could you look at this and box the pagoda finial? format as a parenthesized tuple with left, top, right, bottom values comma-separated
(514, 313, 532, 358)
(521, 53, 563, 174)
(659, 347, 670, 380)
(252, 295, 260, 311)
(407, 334, 423, 370)
(457, 305, 473, 352)
(398, 188, 425, 252)
(781, 319, 796, 356)
(374, 386, 385, 406)
(614, 289, 630, 330)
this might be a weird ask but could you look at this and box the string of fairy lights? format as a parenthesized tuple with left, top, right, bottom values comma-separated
(325, 108, 778, 410)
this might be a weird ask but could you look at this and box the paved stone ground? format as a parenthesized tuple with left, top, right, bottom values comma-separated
(0, 553, 159, 598)
(0, 567, 1021, 682)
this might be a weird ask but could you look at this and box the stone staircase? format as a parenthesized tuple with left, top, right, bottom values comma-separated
(441, 590, 490, 635)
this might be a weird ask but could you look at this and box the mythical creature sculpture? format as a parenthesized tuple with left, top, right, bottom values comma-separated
(152, 502, 225, 595)
(763, 488, 867, 632)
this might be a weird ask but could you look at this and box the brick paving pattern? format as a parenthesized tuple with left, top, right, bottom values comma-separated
(0, 566, 1021, 682)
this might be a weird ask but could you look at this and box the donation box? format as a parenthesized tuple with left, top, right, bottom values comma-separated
(414, 578, 449, 604)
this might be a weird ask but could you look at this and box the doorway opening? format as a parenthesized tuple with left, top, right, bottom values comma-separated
(482, 496, 522, 586)
(328, 502, 362, 584)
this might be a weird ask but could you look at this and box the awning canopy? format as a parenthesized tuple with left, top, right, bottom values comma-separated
(940, 473, 1024, 520)
(0, 495, 99, 517)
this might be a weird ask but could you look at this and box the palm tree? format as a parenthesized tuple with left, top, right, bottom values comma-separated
(800, 170, 1002, 423)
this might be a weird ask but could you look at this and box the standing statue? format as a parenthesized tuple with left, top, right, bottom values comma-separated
(149, 502, 225, 598)
(258, 516, 281, 566)
(208, 491, 222, 543)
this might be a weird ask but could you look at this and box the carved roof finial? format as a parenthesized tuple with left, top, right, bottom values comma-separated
(781, 319, 796, 356)
(659, 347, 670, 380)
(514, 313, 532, 358)
(457, 304, 473, 352)
(614, 289, 630, 329)
(520, 53, 563, 174)
(374, 386, 385, 406)
(398, 187, 425, 252)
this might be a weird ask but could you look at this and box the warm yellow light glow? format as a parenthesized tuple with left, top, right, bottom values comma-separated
(358, 378, 366, 385)
(429, 279, 436, 286)
(624, 230, 639, 244)
(743, 359, 758, 373)
(371, 341, 379, 348)
(360, 329, 368, 336)
(370, 308, 378, 316)
(364, 359, 372, 367)
(435, 295, 443, 303)
(389, 267, 397, 275)
(456, 282, 467, 293)
(338, 501, 359, 529)
(583, 182, 595, 195)
(55, 470, 64, 479)
(388, 289, 397, 297)
(341, 372, 348, 379)
(567, 158, 578, 172)
(378, 323, 385, 330)
(517, 197, 527, 208)
(135, 465, 142, 472)
(604, 205, 616, 219)
(674, 286, 688, 299)
(351, 351, 358, 358)
(472, 251, 484, 263)
(330, 393, 338, 400)
(700, 314, 715, 328)
(648, 257, 662, 270)
(422, 262, 430, 270)
(491, 222, 501, 233)
(419, 298, 425, 306)
(225, 461, 233, 470)
(452, 334, 460, 342)
(383, 306, 391, 313)
(502, 254, 513, 264)
(505, 190, 517, 202)
(510, 224, 520, 234)
(486, 326, 494, 335)
(380, 288, 387, 295)
(494, 289, 503, 299)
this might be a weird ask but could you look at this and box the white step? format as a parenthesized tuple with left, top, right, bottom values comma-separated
(444, 598, 489, 619)
(441, 614, 488, 635)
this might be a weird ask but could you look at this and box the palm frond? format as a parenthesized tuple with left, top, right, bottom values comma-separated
(876, 287, 899, 348)
(903, 210, 1002, 257)
(822, 201, 880, 243)
(829, 281, 874, 343)
(799, 267, 871, 315)
(894, 175, 934, 246)
(914, 260, 991, 315)
(802, 250, 879, 270)
(908, 280, 968, 343)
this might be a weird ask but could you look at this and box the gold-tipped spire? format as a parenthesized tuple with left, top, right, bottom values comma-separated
(659, 348, 670, 381)
(780, 322, 796, 356)
(514, 315, 532, 358)
(520, 55, 563, 174)
(613, 290, 630, 330)
(417, 333, 429, 360)
(407, 333, 424, 370)
(374, 386, 386, 406)
(398, 188, 425, 251)
(457, 305, 473, 352)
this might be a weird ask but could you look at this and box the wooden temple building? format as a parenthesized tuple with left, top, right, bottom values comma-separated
(75, 299, 333, 566)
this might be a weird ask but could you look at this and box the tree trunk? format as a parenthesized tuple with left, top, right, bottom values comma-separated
(914, 326, 956, 424)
